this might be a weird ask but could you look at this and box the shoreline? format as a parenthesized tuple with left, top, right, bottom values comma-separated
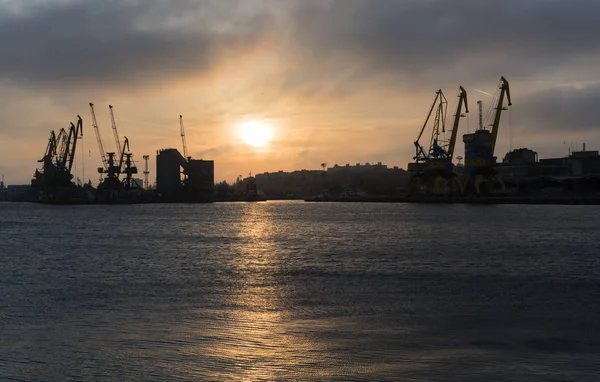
(305, 195, 600, 205)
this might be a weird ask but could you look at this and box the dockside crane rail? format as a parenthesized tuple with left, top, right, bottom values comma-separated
(180, 115, 189, 159)
(109, 105, 122, 156)
(89, 102, 108, 171)
(489, 76, 512, 155)
(447, 86, 468, 160)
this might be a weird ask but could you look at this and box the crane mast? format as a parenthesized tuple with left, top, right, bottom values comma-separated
(180, 115, 189, 159)
(490, 76, 512, 155)
(89, 103, 108, 171)
(447, 86, 468, 160)
(109, 105, 122, 155)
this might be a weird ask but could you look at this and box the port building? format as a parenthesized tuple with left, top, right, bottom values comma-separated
(156, 148, 214, 202)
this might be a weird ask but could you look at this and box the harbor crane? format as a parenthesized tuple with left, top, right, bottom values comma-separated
(109, 105, 122, 154)
(489, 77, 512, 156)
(90, 102, 140, 201)
(180, 115, 189, 159)
(89, 103, 109, 175)
(407, 86, 468, 195)
(409, 89, 447, 171)
(32, 116, 83, 201)
(59, 117, 83, 174)
(462, 76, 512, 195)
(116, 136, 138, 189)
(90, 102, 132, 182)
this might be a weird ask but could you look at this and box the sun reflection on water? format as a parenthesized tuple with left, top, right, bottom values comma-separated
(191, 204, 327, 380)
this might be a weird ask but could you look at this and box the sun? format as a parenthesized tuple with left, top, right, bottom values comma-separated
(238, 120, 274, 148)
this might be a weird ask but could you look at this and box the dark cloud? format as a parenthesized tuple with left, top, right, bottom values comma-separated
(3, 0, 599, 94)
(0, 0, 274, 88)
(287, 0, 600, 86)
(516, 83, 600, 133)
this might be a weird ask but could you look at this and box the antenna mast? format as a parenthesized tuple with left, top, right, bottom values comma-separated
(477, 101, 483, 130)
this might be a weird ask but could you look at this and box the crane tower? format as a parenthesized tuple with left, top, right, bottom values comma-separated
(143, 155, 150, 190)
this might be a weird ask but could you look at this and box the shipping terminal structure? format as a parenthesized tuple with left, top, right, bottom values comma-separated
(11, 77, 600, 204)
(154, 115, 215, 203)
(406, 76, 512, 197)
(25, 108, 215, 204)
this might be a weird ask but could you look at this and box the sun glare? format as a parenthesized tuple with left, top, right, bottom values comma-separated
(239, 120, 274, 148)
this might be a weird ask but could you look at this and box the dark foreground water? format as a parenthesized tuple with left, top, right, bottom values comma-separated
(1, 201, 599, 381)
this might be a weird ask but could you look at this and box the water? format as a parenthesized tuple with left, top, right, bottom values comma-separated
(1, 201, 599, 381)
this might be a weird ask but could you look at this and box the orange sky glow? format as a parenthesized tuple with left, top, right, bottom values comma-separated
(0, 0, 599, 185)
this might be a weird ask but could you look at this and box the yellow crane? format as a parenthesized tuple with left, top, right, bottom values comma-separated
(180, 115, 189, 159)
(462, 76, 512, 195)
(407, 86, 468, 195)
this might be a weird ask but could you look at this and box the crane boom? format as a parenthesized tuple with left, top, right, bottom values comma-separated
(55, 128, 68, 165)
(68, 116, 83, 172)
(490, 76, 512, 155)
(60, 116, 83, 172)
(89, 103, 108, 170)
(447, 86, 468, 159)
(414, 90, 443, 162)
(109, 105, 122, 154)
(180, 115, 189, 158)
(118, 136, 130, 171)
(40, 130, 58, 164)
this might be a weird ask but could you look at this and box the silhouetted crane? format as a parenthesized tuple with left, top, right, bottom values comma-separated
(407, 86, 468, 195)
(180, 115, 189, 159)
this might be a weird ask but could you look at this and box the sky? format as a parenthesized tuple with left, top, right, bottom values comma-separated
(0, 0, 599, 184)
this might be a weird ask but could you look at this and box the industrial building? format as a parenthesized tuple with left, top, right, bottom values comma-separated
(156, 148, 214, 202)
(463, 130, 495, 171)
(539, 149, 600, 177)
(255, 163, 409, 199)
(495, 146, 600, 195)
(503, 148, 538, 166)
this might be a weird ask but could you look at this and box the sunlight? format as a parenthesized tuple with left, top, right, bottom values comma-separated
(238, 120, 274, 148)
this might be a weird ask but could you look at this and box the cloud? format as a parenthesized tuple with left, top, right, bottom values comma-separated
(1, 0, 600, 183)
(0, 0, 275, 89)
(516, 83, 600, 133)
(286, 0, 600, 88)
